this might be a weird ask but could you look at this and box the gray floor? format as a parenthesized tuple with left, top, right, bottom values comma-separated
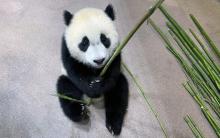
(1, 0, 220, 137)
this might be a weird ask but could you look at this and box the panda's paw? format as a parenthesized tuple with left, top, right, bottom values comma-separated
(73, 105, 90, 124)
(78, 105, 90, 124)
(106, 120, 122, 136)
(89, 76, 103, 87)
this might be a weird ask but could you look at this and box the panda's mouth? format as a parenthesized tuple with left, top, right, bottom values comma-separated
(91, 57, 106, 68)
(87, 57, 109, 69)
(93, 58, 105, 65)
(93, 63, 105, 68)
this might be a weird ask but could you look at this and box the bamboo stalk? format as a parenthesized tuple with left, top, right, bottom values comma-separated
(148, 18, 171, 46)
(189, 29, 215, 65)
(190, 14, 220, 59)
(184, 115, 205, 138)
(122, 62, 168, 138)
(51, 94, 90, 105)
(99, 0, 164, 76)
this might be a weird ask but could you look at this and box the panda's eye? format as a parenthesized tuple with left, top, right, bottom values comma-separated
(79, 36, 90, 52)
(100, 33, 111, 48)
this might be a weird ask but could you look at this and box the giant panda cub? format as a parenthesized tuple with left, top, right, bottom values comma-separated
(57, 4, 129, 135)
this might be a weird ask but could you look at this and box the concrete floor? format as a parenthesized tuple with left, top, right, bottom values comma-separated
(1, 0, 220, 137)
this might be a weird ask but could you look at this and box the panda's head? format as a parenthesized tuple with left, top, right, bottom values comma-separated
(64, 5, 119, 68)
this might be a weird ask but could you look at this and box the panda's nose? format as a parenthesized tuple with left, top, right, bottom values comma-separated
(93, 58, 105, 65)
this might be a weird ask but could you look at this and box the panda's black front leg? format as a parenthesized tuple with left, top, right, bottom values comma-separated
(57, 75, 89, 122)
(104, 73, 129, 135)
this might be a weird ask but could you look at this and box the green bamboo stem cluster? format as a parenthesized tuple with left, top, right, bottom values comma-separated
(149, 5, 220, 137)
(184, 82, 220, 137)
(184, 115, 205, 138)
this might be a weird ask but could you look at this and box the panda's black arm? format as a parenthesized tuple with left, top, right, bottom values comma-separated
(100, 54, 121, 92)
(61, 39, 96, 92)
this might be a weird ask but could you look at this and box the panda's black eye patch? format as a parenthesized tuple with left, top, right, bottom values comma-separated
(79, 36, 90, 52)
(100, 33, 111, 48)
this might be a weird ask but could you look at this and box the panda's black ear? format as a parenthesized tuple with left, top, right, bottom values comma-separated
(104, 4, 115, 21)
(63, 10, 73, 26)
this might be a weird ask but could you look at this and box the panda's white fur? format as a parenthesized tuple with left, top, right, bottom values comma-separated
(64, 8, 119, 68)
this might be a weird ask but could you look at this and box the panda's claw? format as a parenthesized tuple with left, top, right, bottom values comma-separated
(106, 121, 122, 136)
(106, 124, 113, 135)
